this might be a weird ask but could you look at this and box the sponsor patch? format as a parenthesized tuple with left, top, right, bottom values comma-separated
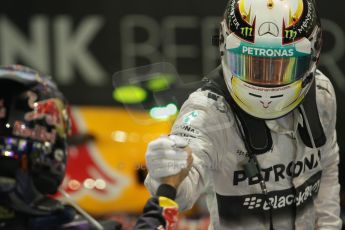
(13, 121, 56, 143)
(233, 152, 320, 186)
(242, 46, 294, 57)
(242, 178, 320, 211)
(159, 197, 178, 230)
(216, 171, 322, 222)
(183, 111, 198, 125)
(174, 125, 200, 135)
(162, 206, 178, 230)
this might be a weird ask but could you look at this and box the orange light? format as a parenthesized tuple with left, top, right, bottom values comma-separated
(68, 179, 81, 191)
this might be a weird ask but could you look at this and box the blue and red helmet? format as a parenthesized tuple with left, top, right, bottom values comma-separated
(0, 65, 70, 196)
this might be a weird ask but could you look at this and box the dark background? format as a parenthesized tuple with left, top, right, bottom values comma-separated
(0, 0, 344, 189)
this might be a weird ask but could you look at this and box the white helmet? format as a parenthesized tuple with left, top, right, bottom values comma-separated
(220, 0, 322, 119)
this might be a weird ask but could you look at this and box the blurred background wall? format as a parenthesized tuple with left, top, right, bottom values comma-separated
(0, 0, 344, 219)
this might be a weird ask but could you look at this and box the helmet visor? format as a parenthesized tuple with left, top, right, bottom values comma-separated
(225, 49, 312, 87)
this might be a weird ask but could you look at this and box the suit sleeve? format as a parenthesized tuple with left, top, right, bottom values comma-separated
(134, 185, 178, 230)
(145, 90, 228, 211)
(314, 75, 342, 229)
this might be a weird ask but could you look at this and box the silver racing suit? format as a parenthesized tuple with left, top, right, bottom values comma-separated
(145, 71, 342, 229)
